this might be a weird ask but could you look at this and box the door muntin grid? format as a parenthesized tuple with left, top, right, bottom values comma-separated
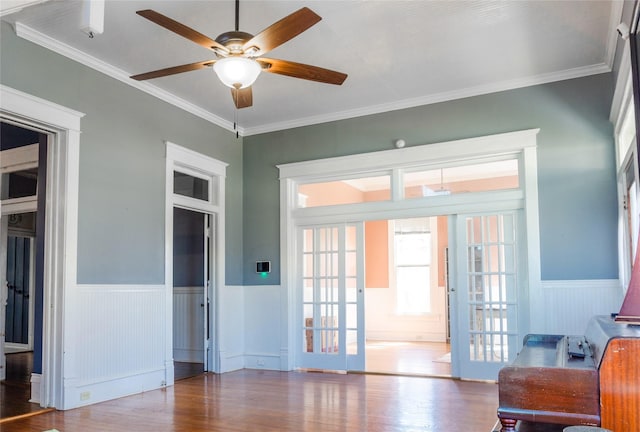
(301, 225, 361, 360)
(302, 226, 342, 355)
(465, 213, 518, 364)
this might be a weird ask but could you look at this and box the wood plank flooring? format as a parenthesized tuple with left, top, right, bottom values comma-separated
(0, 352, 49, 421)
(1, 369, 499, 432)
(365, 341, 451, 376)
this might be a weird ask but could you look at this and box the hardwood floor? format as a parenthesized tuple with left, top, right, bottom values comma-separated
(365, 340, 451, 376)
(174, 361, 204, 381)
(0, 369, 499, 431)
(0, 352, 50, 421)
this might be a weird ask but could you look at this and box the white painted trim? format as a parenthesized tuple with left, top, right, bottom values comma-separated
(13, 22, 237, 135)
(165, 142, 227, 379)
(244, 65, 609, 136)
(279, 129, 542, 375)
(29, 372, 42, 403)
(606, 0, 625, 72)
(1, 84, 84, 410)
(610, 38, 632, 126)
(278, 129, 540, 180)
(0, 0, 49, 17)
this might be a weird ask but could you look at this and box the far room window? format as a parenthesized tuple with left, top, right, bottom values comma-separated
(392, 217, 434, 315)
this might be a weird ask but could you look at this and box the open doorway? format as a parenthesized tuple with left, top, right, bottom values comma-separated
(364, 216, 451, 376)
(1, 121, 46, 418)
(172, 207, 208, 381)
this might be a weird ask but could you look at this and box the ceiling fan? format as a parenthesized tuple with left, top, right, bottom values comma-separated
(130, 1, 348, 109)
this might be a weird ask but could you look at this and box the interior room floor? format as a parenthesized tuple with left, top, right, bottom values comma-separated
(365, 340, 451, 376)
(0, 351, 50, 422)
(1, 369, 499, 432)
(174, 361, 204, 381)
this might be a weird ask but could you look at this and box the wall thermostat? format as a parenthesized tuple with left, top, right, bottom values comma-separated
(256, 261, 271, 273)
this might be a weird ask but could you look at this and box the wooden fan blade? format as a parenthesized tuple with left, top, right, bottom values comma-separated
(131, 60, 215, 81)
(231, 87, 253, 109)
(258, 58, 347, 85)
(136, 10, 229, 54)
(242, 7, 321, 57)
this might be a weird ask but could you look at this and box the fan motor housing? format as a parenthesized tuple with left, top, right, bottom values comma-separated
(215, 31, 254, 54)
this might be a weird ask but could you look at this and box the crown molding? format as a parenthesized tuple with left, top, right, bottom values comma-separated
(243, 62, 612, 136)
(13, 21, 613, 139)
(13, 22, 241, 135)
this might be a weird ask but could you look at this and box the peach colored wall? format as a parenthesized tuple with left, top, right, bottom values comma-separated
(299, 181, 364, 207)
(365, 220, 389, 288)
(363, 188, 391, 201)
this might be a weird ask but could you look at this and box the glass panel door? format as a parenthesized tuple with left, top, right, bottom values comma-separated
(453, 211, 522, 380)
(299, 223, 364, 371)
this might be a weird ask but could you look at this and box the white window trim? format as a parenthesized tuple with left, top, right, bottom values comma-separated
(611, 35, 640, 291)
(389, 217, 438, 316)
(164, 141, 227, 380)
(278, 128, 541, 370)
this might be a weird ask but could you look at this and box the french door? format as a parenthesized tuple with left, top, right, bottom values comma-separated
(451, 211, 524, 380)
(298, 223, 365, 371)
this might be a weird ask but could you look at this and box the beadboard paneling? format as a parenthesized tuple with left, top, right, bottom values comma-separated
(69, 285, 166, 388)
(537, 280, 623, 335)
(173, 286, 204, 363)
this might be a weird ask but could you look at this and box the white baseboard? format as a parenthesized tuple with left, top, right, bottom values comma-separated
(244, 353, 281, 371)
(30, 372, 41, 404)
(218, 350, 244, 373)
(63, 368, 166, 410)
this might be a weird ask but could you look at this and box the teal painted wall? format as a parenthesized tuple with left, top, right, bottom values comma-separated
(0, 21, 244, 285)
(243, 73, 617, 284)
(0, 20, 618, 287)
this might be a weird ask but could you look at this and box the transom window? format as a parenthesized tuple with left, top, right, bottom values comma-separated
(294, 157, 520, 209)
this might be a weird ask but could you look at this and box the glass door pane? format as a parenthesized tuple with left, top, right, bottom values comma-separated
(454, 211, 522, 380)
(299, 223, 364, 371)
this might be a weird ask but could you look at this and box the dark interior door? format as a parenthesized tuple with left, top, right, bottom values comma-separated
(5, 236, 30, 345)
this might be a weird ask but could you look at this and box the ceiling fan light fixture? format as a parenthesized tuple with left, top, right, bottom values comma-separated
(213, 57, 261, 89)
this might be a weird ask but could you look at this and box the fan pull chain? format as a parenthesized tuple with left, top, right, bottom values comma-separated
(234, 92, 239, 139)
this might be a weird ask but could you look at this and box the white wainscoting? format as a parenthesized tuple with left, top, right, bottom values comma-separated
(64, 284, 167, 409)
(173, 286, 204, 363)
(218, 284, 246, 372)
(243, 285, 282, 370)
(535, 279, 623, 335)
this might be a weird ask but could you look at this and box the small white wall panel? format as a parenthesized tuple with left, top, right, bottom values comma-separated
(243, 285, 281, 370)
(218, 285, 245, 372)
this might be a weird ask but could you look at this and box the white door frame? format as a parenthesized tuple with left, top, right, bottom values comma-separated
(0, 84, 84, 408)
(278, 129, 541, 375)
(165, 142, 227, 383)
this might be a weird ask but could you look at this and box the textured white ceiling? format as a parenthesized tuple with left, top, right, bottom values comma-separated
(1, 0, 621, 135)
